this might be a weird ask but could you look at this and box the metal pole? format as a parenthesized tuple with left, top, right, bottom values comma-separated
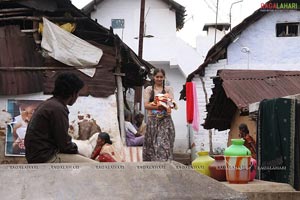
(214, 0, 219, 45)
(229, 0, 243, 31)
(138, 0, 145, 58)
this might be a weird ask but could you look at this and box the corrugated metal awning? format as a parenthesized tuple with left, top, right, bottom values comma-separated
(204, 69, 300, 131)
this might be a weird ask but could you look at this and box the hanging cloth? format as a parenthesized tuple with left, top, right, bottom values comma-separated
(186, 82, 194, 123)
(257, 98, 297, 188)
(41, 17, 103, 77)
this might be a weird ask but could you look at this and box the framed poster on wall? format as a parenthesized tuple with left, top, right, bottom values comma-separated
(5, 99, 43, 156)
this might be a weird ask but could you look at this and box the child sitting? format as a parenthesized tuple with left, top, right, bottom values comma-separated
(134, 113, 146, 136)
(125, 110, 144, 146)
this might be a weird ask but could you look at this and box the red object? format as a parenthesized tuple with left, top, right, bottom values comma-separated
(209, 155, 227, 181)
(186, 82, 194, 123)
(250, 158, 257, 181)
(99, 153, 116, 162)
(91, 147, 117, 162)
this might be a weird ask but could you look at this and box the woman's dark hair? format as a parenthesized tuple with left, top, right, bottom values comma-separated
(52, 72, 84, 99)
(98, 132, 113, 145)
(149, 68, 166, 102)
(239, 123, 249, 134)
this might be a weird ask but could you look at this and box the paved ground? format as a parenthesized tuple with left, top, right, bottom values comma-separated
(0, 161, 247, 200)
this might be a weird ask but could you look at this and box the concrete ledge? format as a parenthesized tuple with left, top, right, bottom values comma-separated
(0, 161, 247, 200)
(222, 179, 300, 200)
(222, 179, 296, 192)
(245, 192, 300, 200)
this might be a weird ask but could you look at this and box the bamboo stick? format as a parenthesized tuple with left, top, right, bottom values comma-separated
(0, 11, 32, 17)
(32, 14, 40, 45)
(0, 16, 40, 21)
(0, 66, 102, 70)
(0, 8, 32, 13)
(21, 29, 38, 33)
(0, 16, 88, 22)
(114, 37, 126, 146)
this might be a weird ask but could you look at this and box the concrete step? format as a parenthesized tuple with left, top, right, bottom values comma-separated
(173, 152, 191, 165)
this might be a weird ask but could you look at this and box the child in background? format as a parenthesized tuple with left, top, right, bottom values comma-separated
(124, 110, 144, 146)
(134, 113, 146, 136)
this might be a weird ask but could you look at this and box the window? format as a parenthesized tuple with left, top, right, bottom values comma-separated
(276, 23, 299, 37)
(111, 19, 125, 29)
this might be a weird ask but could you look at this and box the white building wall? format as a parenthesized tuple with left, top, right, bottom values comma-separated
(90, 0, 177, 62)
(190, 60, 228, 159)
(172, 38, 203, 77)
(228, 11, 300, 68)
(0, 93, 123, 151)
(192, 10, 300, 158)
(196, 27, 227, 62)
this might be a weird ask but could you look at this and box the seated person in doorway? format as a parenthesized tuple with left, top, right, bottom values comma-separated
(91, 132, 123, 162)
(134, 112, 146, 136)
(239, 123, 256, 159)
(125, 110, 144, 146)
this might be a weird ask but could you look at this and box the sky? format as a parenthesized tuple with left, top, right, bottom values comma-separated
(71, 0, 268, 47)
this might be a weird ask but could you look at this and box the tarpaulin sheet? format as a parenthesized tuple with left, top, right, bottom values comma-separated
(41, 17, 103, 77)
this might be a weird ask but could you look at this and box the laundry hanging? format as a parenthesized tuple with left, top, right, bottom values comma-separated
(186, 82, 194, 124)
(257, 98, 300, 189)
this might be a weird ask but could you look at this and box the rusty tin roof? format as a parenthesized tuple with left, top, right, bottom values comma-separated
(0, 0, 154, 97)
(204, 69, 300, 131)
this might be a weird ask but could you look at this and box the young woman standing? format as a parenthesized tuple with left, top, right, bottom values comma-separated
(143, 68, 175, 161)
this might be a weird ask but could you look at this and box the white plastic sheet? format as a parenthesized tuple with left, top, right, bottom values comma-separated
(41, 17, 103, 77)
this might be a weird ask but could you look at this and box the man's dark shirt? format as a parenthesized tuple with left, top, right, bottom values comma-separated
(25, 97, 78, 163)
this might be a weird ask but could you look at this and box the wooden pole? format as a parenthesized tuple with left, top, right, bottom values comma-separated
(134, 0, 146, 113)
(0, 66, 102, 70)
(0, 16, 88, 22)
(138, 0, 145, 58)
(114, 37, 126, 145)
(214, 0, 219, 45)
(0, 8, 32, 13)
